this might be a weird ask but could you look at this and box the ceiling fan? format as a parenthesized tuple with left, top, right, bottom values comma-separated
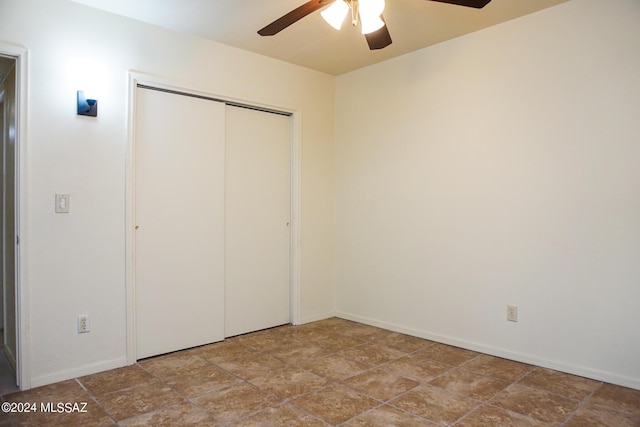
(258, 0, 492, 50)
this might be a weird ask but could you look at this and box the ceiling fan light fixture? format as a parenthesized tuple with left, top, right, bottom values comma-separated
(358, 0, 385, 34)
(360, 15, 384, 34)
(321, 0, 349, 30)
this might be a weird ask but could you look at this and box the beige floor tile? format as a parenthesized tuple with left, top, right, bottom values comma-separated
(589, 383, 640, 416)
(300, 353, 369, 382)
(193, 383, 279, 424)
(236, 328, 298, 351)
(341, 368, 419, 401)
(281, 323, 336, 342)
(389, 383, 479, 425)
(292, 384, 380, 425)
(311, 318, 375, 336)
(3, 379, 89, 405)
(315, 317, 361, 330)
(340, 343, 407, 366)
(97, 382, 184, 421)
(337, 324, 394, 342)
(376, 333, 434, 353)
(216, 352, 289, 381)
(415, 343, 479, 366)
(491, 383, 580, 424)
(266, 341, 332, 365)
(385, 354, 452, 382)
(249, 366, 328, 400)
(343, 404, 438, 426)
(163, 364, 241, 398)
(314, 334, 363, 353)
(463, 354, 534, 382)
(519, 368, 601, 400)
(565, 402, 640, 427)
(190, 340, 256, 364)
(233, 404, 326, 426)
(429, 367, 510, 401)
(118, 401, 217, 426)
(2, 381, 111, 427)
(79, 365, 156, 396)
(9, 399, 115, 427)
(456, 405, 552, 427)
(139, 353, 210, 381)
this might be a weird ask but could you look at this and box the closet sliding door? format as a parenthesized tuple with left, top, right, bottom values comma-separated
(225, 105, 291, 337)
(134, 87, 226, 359)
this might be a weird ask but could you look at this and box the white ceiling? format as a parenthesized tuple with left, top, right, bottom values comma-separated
(70, 0, 569, 75)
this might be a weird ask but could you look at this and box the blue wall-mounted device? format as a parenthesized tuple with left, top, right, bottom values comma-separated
(77, 90, 98, 117)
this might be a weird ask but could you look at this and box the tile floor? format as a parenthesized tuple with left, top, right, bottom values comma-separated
(1, 318, 639, 426)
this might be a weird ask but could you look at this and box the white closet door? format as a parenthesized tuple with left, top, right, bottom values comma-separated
(225, 106, 291, 337)
(135, 87, 225, 359)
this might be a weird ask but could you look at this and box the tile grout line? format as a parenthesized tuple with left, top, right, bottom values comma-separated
(335, 341, 466, 426)
(556, 381, 605, 427)
(219, 325, 373, 425)
(242, 328, 406, 425)
(154, 342, 338, 425)
(133, 356, 224, 424)
(73, 378, 119, 425)
(322, 338, 481, 426)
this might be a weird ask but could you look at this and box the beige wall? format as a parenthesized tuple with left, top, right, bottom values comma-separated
(2, 0, 638, 391)
(0, 0, 335, 387)
(335, 0, 640, 389)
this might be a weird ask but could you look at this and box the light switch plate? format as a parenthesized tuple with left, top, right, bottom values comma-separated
(55, 194, 70, 213)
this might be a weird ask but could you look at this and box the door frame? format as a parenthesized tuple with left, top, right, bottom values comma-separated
(125, 71, 302, 364)
(0, 42, 30, 390)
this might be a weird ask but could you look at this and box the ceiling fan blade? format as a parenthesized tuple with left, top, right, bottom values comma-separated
(258, 0, 335, 36)
(428, 0, 492, 8)
(365, 17, 392, 50)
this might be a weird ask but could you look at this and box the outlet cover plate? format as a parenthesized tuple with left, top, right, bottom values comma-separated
(78, 314, 90, 333)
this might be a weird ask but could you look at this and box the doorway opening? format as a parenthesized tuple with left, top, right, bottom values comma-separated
(0, 53, 18, 394)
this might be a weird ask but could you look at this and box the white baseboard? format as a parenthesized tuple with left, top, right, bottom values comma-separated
(30, 357, 129, 389)
(297, 311, 336, 325)
(30, 312, 336, 389)
(336, 311, 640, 391)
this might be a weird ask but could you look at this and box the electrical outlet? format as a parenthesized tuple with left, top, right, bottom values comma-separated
(507, 305, 518, 322)
(78, 314, 90, 333)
